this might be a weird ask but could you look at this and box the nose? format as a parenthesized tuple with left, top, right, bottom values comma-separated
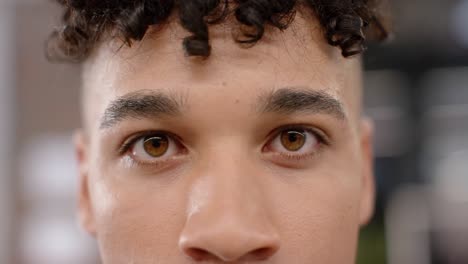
(179, 226, 280, 262)
(178, 159, 280, 262)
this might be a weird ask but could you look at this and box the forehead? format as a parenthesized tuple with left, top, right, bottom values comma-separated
(82, 12, 362, 129)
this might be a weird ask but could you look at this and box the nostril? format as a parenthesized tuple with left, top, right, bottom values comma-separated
(185, 247, 213, 261)
(180, 231, 281, 261)
(185, 246, 278, 262)
(246, 246, 278, 261)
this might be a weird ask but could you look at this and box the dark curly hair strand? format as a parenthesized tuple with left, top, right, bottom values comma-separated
(47, 0, 388, 62)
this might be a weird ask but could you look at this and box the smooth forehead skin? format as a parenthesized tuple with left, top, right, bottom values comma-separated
(82, 13, 363, 131)
(76, 11, 373, 264)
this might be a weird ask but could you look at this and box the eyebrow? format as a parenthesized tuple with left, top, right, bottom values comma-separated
(258, 88, 346, 120)
(100, 90, 184, 129)
(100, 87, 346, 129)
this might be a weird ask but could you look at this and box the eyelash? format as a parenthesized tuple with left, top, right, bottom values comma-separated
(117, 125, 330, 165)
(118, 130, 183, 156)
(263, 124, 330, 160)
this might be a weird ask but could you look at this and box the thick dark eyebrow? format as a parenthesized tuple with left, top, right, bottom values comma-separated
(258, 88, 346, 120)
(100, 90, 184, 129)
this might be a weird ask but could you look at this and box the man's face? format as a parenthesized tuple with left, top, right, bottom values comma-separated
(76, 12, 374, 263)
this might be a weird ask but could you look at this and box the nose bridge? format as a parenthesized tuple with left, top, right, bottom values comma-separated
(189, 143, 263, 228)
(217, 146, 248, 197)
(199, 136, 256, 204)
(179, 141, 280, 261)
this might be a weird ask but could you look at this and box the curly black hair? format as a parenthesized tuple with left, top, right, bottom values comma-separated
(47, 0, 389, 62)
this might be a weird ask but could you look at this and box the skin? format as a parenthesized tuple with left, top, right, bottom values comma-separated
(75, 10, 375, 264)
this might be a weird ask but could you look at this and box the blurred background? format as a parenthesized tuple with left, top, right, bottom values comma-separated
(0, 0, 467, 263)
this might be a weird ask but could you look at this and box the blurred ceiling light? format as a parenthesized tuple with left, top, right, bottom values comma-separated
(452, 0, 468, 48)
(386, 185, 431, 264)
(20, 214, 97, 264)
(364, 70, 412, 157)
(434, 150, 468, 203)
(20, 135, 77, 202)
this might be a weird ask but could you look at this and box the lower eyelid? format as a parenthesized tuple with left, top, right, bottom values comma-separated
(263, 147, 325, 167)
(277, 145, 322, 158)
(122, 154, 187, 170)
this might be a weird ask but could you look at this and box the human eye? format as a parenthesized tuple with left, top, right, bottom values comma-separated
(263, 125, 329, 163)
(119, 131, 187, 166)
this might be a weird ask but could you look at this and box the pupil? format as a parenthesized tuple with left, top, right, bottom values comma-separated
(143, 135, 169, 157)
(281, 130, 306, 151)
(288, 133, 299, 142)
(151, 138, 162, 148)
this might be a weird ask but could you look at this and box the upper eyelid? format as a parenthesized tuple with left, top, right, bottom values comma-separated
(265, 125, 330, 146)
(117, 133, 146, 155)
(116, 124, 330, 155)
(118, 131, 180, 155)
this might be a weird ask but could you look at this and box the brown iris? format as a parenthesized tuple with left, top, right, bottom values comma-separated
(143, 135, 169, 157)
(280, 130, 306, 151)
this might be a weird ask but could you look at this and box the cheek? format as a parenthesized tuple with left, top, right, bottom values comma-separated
(268, 163, 362, 262)
(88, 167, 188, 262)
